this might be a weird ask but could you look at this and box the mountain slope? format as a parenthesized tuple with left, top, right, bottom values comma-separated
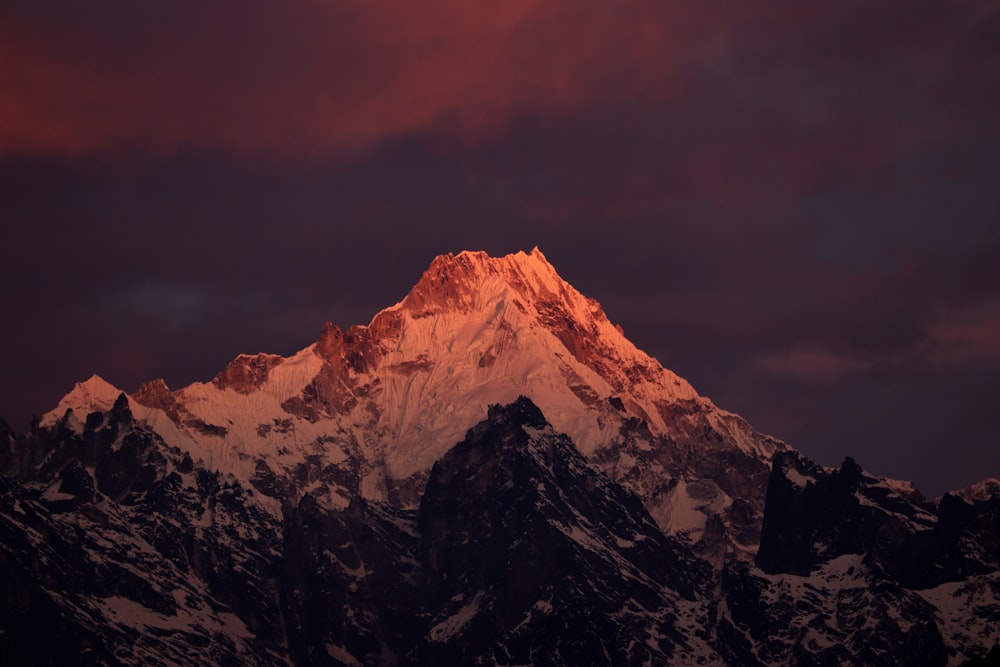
(410, 396, 717, 665)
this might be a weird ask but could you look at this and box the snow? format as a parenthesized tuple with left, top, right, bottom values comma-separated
(657, 478, 733, 544)
(730, 554, 906, 662)
(758, 553, 867, 590)
(707, 408, 786, 457)
(881, 476, 920, 496)
(544, 510, 659, 589)
(38, 375, 212, 473)
(40, 481, 75, 502)
(854, 491, 938, 527)
(428, 591, 485, 642)
(97, 593, 253, 638)
(785, 467, 816, 489)
(325, 644, 362, 666)
(949, 478, 1000, 503)
(917, 571, 1000, 665)
(375, 279, 620, 477)
(368, 248, 733, 480)
(40, 374, 124, 427)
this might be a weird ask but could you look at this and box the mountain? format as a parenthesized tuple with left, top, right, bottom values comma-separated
(38, 248, 784, 561)
(2, 248, 998, 665)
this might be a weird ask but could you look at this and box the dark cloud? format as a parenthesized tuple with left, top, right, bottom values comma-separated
(1, 1, 999, 496)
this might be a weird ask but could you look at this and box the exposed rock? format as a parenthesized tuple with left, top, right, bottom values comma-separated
(758, 450, 1000, 589)
(131, 378, 180, 420)
(212, 353, 286, 394)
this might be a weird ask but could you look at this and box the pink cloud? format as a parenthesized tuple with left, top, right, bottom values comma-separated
(0, 1, 714, 157)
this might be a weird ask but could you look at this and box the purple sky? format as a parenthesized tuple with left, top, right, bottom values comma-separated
(2, 1, 998, 496)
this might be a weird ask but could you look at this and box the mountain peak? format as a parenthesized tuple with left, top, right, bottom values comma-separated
(391, 248, 649, 388)
(397, 247, 567, 318)
(37, 250, 781, 538)
(41, 374, 124, 427)
(429, 246, 551, 272)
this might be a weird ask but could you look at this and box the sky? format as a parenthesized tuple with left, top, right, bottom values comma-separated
(2, 1, 998, 496)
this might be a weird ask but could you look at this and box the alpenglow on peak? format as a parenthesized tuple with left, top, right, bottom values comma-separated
(40, 248, 784, 550)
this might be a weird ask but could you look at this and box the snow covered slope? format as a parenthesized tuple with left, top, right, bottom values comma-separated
(40, 248, 784, 556)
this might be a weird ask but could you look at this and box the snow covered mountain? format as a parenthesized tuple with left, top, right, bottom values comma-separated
(2, 248, 998, 665)
(39, 248, 784, 559)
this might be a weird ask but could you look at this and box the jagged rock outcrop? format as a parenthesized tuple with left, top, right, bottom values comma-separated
(411, 396, 715, 664)
(711, 449, 1000, 666)
(758, 450, 1000, 589)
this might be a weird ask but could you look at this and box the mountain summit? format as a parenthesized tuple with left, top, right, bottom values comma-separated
(43, 248, 782, 555)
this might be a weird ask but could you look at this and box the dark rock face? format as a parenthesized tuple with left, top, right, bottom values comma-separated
(132, 379, 179, 419)
(937, 492, 1000, 579)
(0, 399, 286, 665)
(0, 418, 15, 468)
(2, 398, 999, 666)
(280, 495, 424, 666)
(281, 323, 388, 423)
(411, 397, 712, 665)
(758, 451, 1000, 589)
(736, 449, 1000, 666)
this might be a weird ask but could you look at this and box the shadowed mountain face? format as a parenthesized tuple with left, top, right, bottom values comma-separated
(1, 250, 999, 665)
(412, 397, 714, 665)
(3, 395, 999, 665)
(711, 451, 1000, 666)
(757, 451, 1000, 588)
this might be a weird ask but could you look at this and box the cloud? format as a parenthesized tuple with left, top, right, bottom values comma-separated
(0, 0, 713, 157)
(918, 298, 1000, 368)
(114, 283, 211, 331)
(755, 346, 868, 380)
